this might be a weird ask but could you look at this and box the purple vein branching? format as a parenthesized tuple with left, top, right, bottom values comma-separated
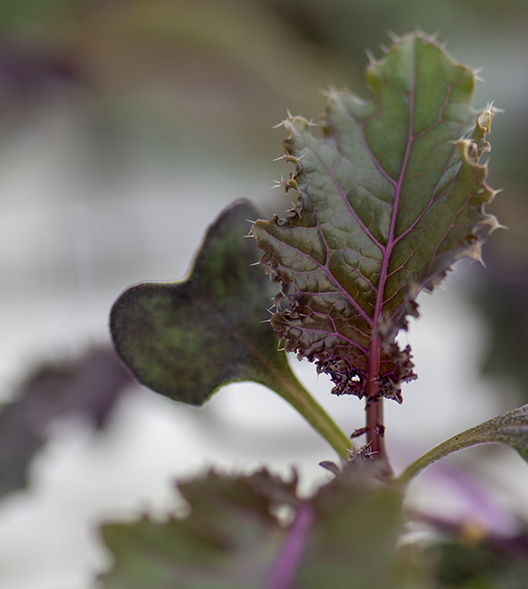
(273, 45, 481, 473)
(297, 124, 386, 254)
(284, 245, 374, 327)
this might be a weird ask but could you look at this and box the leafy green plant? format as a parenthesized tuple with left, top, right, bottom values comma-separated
(104, 32, 528, 588)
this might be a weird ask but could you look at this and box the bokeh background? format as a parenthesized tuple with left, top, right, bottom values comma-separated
(1, 1, 528, 587)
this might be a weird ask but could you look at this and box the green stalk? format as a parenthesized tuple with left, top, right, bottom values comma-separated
(396, 407, 528, 486)
(261, 365, 351, 459)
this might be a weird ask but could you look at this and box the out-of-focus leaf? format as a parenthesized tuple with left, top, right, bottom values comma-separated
(252, 32, 499, 403)
(99, 466, 423, 589)
(426, 517, 528, 589)
(110, 199, 351, 456)
(399, 404, 528, 485)
(100, 470, 297, 589)
(0, 347, 132, 497)
(435, 540, 528, 589)
(409, 509, 528, 588)
(297, 466, 411, 589)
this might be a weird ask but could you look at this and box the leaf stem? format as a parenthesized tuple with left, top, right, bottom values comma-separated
(396, 413, 521, 486)
(262, 366, 351, 459)
(365, 337, 392, 476)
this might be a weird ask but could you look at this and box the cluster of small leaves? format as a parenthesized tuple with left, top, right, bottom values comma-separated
(99, 454, 528, 588)
(109, 32, 501, 452)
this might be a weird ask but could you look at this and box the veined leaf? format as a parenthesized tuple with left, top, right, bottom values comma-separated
(252, 32, 500, 402)
(110, 199, 350, 457)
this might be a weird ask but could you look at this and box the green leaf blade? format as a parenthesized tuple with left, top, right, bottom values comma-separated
(99, 470, 293, 589)
(110, 199, 351, 456)
(253, 32, 499, 402)
(110, 199, 286, 405)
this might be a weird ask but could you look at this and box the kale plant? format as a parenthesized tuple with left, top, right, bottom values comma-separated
(103, 32, 528, 588)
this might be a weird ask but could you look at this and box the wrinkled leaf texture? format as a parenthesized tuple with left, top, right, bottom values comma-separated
(252, 32, 500, 402)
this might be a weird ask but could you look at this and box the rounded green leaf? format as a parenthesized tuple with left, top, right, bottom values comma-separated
(110, 199, 351, 456)
(111, 199, 284, 404)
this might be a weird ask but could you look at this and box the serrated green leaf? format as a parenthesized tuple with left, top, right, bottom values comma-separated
(399, 404, 528, 485)
(98, 467, 424, 589)
(110, 199, 350, 456)
(252, 32, 499, 403)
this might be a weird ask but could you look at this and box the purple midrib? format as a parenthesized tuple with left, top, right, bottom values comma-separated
(285, 48, 464, 347)
(372, 56, 417, 330)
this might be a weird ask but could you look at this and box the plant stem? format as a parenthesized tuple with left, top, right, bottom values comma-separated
(366, 336, 392, 476)
(262, 365, 351, 459)
(397, 409, 525, 486)
(397, 440, 459, 487)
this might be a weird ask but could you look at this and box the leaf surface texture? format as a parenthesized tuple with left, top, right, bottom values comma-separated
(253, 33, 499, 401)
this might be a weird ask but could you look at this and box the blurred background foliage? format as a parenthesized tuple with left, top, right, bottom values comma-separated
(1, 1, 528, 587)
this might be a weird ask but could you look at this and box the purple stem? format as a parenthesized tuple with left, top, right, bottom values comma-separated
(265, 503, 315, 589)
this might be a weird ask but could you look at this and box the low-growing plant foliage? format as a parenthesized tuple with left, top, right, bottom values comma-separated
(104, 32, 528, 588)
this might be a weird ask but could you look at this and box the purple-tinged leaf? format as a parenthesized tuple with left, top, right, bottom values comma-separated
(98, 466, 420, 589)
(0, 347, 132, 497)
(252, 32, 500, 404)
